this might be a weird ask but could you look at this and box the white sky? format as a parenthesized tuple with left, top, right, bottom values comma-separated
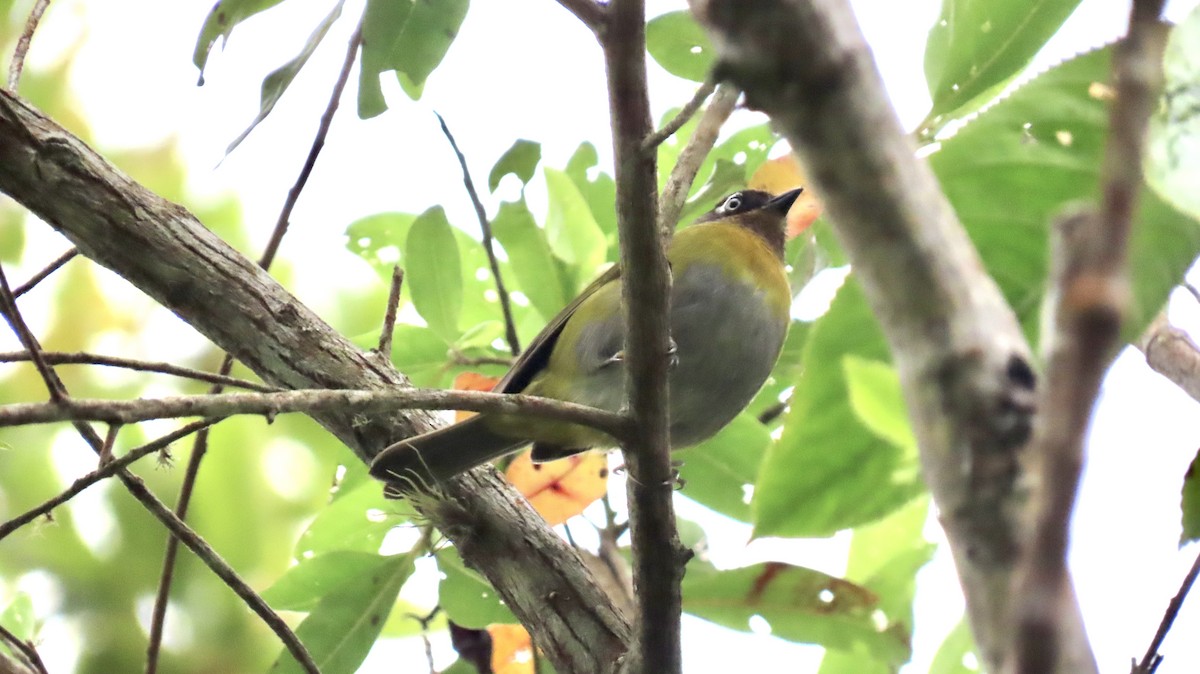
(6, 0, 1200, 672)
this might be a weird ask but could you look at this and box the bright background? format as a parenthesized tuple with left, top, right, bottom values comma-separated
(4, 0, 1200, 671)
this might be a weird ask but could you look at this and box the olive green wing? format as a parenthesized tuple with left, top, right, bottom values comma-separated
(497, 263, 622, 393)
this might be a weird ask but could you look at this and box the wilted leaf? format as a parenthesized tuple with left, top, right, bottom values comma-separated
(505, 451, 608, 525)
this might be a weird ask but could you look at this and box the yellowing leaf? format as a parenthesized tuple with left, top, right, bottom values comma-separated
(452, 372, 500, 422)
(488, 623, 534, 674)
(505, 451, 609, 525)
(749, 155, 823, 238)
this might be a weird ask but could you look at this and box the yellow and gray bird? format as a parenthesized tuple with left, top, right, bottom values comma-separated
(370, 188, 801, 487)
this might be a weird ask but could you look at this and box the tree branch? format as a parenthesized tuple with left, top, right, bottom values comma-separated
(0, 350, 275, 391)
(657, 83, 739, 237)
(12, 248, 76, 298)
(6, 0, 51, 91)
(0, 387, 628, 437)
(642, 80, 715, 151)
(0, 88, 632, 673)
(436, 112, 521, 356)
(555, 0, 606, 35)
(693, 1, 1069, 670)
(1132, 544, 1200, 673)
(602, 1, 687, 672)
(1008, 3, 1167, 672)
(1140, 313, 1200, 404)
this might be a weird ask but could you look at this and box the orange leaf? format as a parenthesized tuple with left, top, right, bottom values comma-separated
(748, 154, 823, 238)
(488, 623, 534, 674)
(452, 372, 501, 422)
(505, 451, 609, 526)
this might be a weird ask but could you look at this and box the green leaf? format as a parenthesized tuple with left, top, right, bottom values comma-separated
(389, 0, 469, 101)
(383, 324, 450, 387)
(345, 211, 418, 274)
(0, 592, 36, 643)
(437, 548, 516, 627)
(357, 0, 414, 118)
(682, 560, 909, 665)
(922, 0, 1083, 131)
(1181, 447, 1200, 544)
(0, 204, 24, 263)
(193, 0, 289, 79)
(678, 413, 772, 522)
(406, 206, 464, 340)
(489, 140, 542, 192)
(1148, 5, 1200, 220)
(929, 619, 980, 674)
(646, 10, 714, 82)
(491, 199, 572, 321)
(271, 552, 414, 674)
(225, 0, 344, 155)
(544, 168, 607, 277)
(564, 142, 618, 257)
(842, 356, 918, 454)
(931, 45, 1200, 343)
(754, 279, 923, 538)
(296, 480, 412, 556)
(262, 551, 389, 612)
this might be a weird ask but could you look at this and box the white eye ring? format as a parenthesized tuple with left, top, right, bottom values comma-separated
(722, 193, 743, 213)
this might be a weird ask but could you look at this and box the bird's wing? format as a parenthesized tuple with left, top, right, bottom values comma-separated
(496, 263, 623, 393)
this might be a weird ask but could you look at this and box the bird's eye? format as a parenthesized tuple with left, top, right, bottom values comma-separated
(722, 193, 743, 213)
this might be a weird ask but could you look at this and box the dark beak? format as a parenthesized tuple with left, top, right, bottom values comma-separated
(766, 187, 803, 214)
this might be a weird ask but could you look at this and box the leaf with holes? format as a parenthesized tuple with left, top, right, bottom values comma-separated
(646, 10, 715, 82)
(489, 140, 542, 192)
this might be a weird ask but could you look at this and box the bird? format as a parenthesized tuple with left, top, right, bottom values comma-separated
(370, 188, 801, 488)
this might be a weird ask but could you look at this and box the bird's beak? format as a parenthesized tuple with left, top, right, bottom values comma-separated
(766, 188, 804, 214)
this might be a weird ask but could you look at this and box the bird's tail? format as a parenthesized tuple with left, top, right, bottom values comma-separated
(369, 415, 528, 490)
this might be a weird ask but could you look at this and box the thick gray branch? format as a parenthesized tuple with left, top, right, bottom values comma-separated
(692, 1, 1083, 670)
(0, 88, 631, 673)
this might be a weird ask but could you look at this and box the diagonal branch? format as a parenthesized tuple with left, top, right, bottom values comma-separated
(693, 1, 1062, 670)
(0, 87, 632, 673)
(437, 112, 521, 356)
(0, 350, 276, 391)
(657, 83, 739, 237)
(1009, 3, 1168, 672)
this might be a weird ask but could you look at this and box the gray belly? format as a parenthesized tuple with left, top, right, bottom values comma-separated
(666, 264, 787, 446)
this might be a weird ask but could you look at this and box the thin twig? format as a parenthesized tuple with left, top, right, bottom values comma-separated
(0, 419, 219, 541)
(377, 266, 404, 355)
(145, 19, 366, 673)
(0, 387, 629, 437)
(657, 83, 739, 237)
(1008, 2, 1167, 673)
(0, 622, 47, 674)
(0, 265, 63, 402)
(555, 0, 606, 34)
(603, 0, 686, 671)
(449, 350, 514, 368)
(6, 0, 51, 91)
(12, 248, 77, 298)
(436, 112, 521, 356)
(1139, 313, 1200, 404)
(98, 423, 120, 465)
(642, 80, 716, 151)
(258, 19, 363, 269)
(1132, 546, 1200, 673)
(0, 351, 275, 391)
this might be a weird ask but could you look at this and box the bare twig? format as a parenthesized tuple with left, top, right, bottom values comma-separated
(555, 0, 607, 34)
(12, 248, 77, 298)
(0, 387, 629, 436)
(1139, 313, 1200, 404)
(377, 266, 404, 355)
(658, 83, 739, 237)
(0, 622, 46, 674)
(0, 419, 219, 541)
(259, 19, 363, 268)
(642, 80, 716, 151)
(98, 423, 120, 465)
(0, 350, 275, 391)
(6, 0, 51, 91)
(0, 266, 63, 403)
(1132, 546, 1200, 673)
(436, 112, 521, 356)
(1008, 3, 1167, 673)
(603, 0, 687, 671)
